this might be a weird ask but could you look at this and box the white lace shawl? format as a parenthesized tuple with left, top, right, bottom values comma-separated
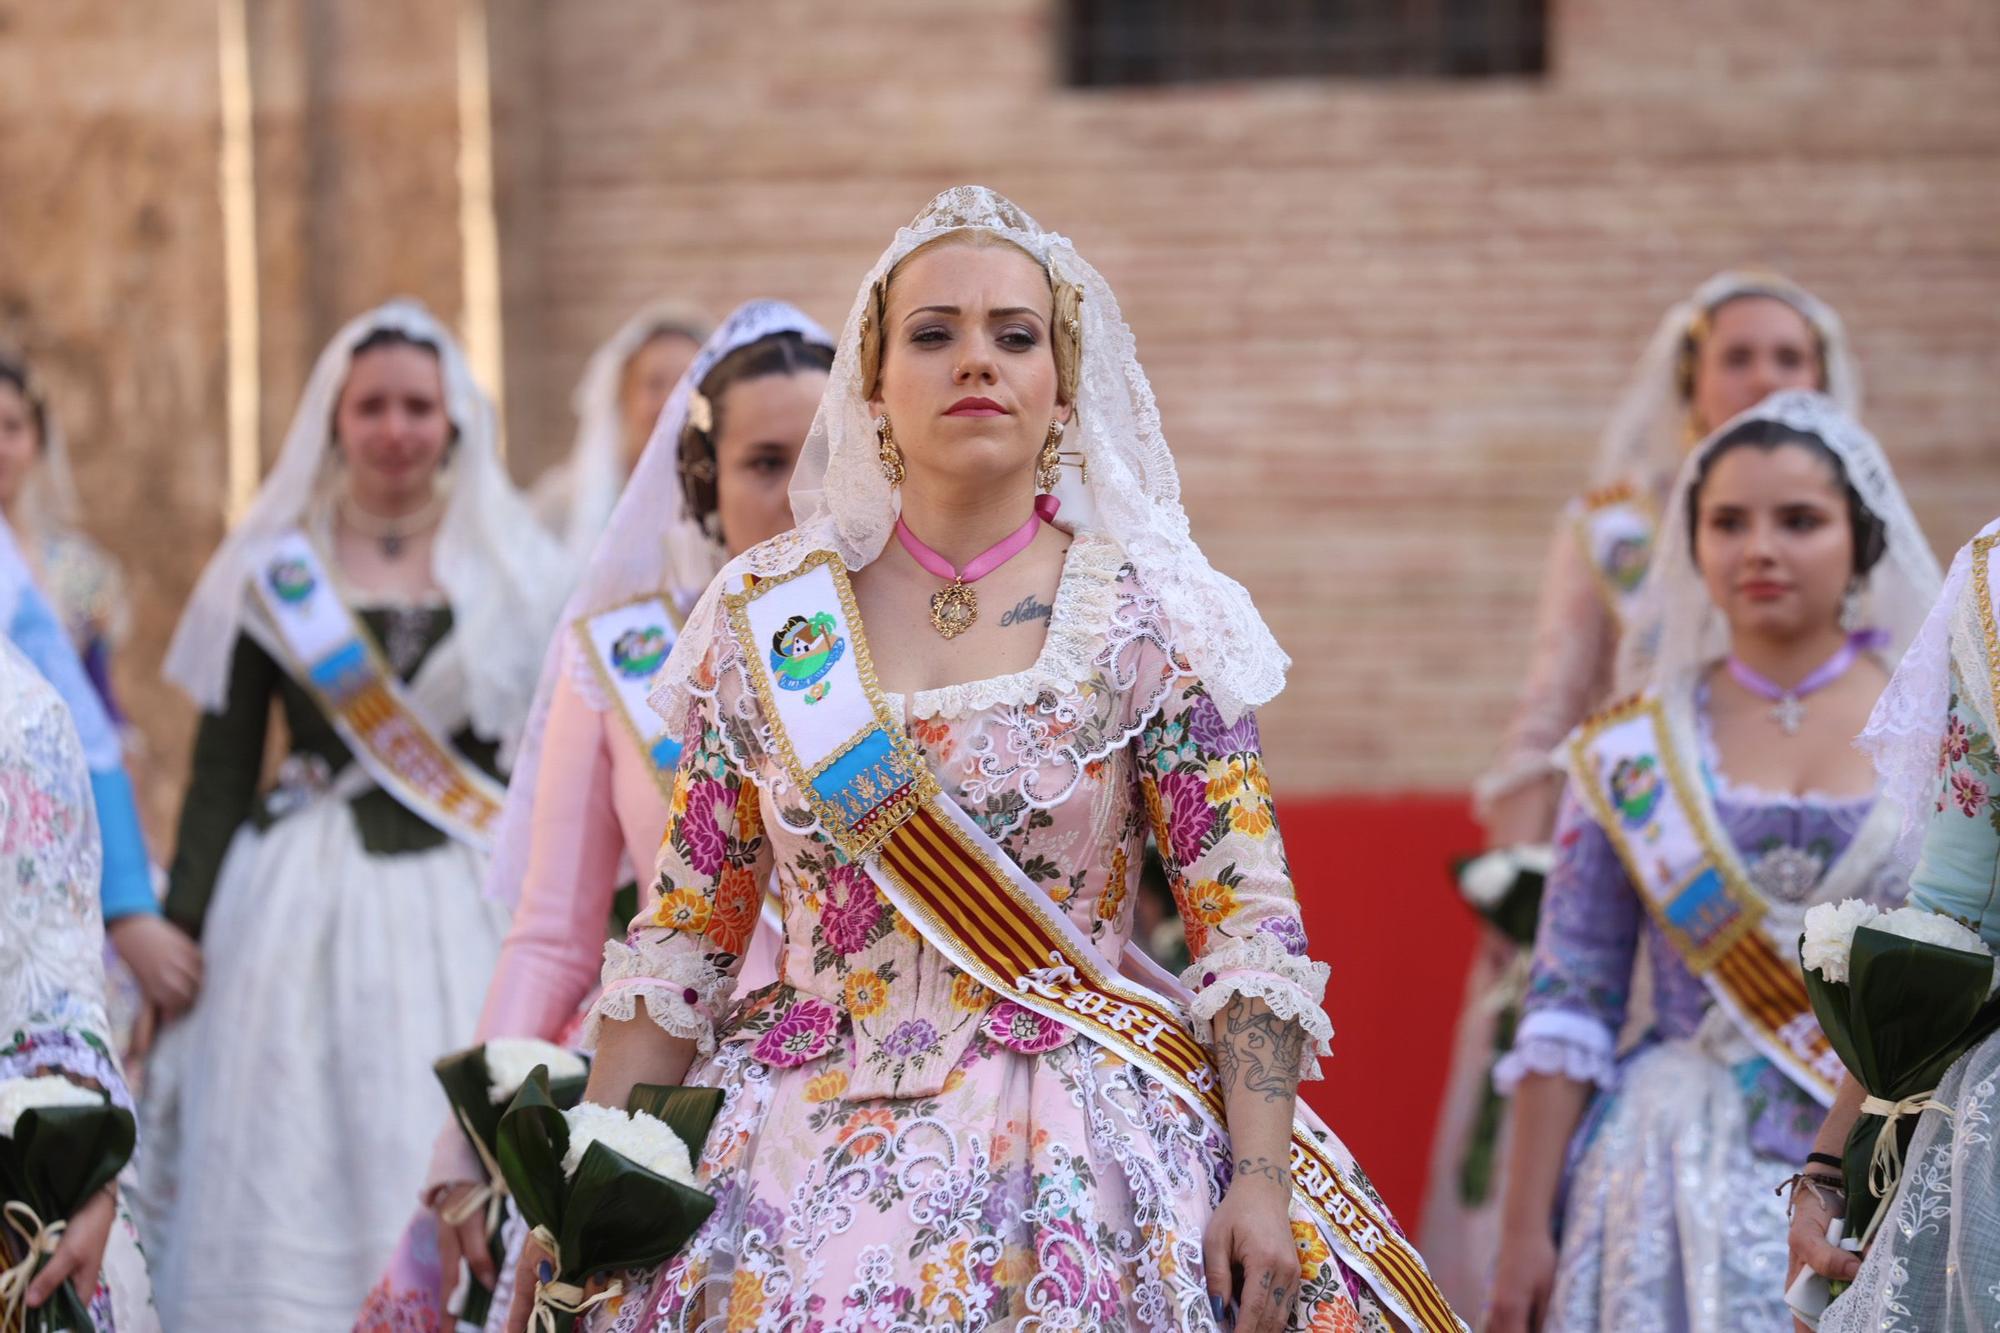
(649, 185, 1287, 730)
(163, 299, 565, 747)
(1858, 515, 2000, 868)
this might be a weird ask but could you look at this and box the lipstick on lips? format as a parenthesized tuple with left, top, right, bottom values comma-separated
(1739, 579, 1790, 600)
(945, 396, 1007, 417)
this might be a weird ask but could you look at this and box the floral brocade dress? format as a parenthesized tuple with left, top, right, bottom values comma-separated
(589, 534, 1389, 1332)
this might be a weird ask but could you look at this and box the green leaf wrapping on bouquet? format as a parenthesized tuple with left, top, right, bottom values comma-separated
(626, 1084, 725, 1161)
(494, 1068, 572, 1244)
(432, 1047, 588, 1328)
(1801, 927, 2000, 1244)
(0, 1099, 136, 1332)
(1449, 855, 1546, 948)
(495, 1071, 723, 1331)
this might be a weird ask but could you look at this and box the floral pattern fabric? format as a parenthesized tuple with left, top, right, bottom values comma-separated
(586, 540, 1364, 1331)
(0, 639, 156, 1331)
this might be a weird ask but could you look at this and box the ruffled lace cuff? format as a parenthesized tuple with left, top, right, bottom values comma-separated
(1491, 1008, 1616, 1094)
(0, 1028, 133, 1116)
(1181, 933, 1335, 1081)
(583, 939, 732, 1056)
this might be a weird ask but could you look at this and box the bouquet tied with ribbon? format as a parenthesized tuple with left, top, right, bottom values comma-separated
(1800, 899, 2000, 1248)
(496, 1067, 723, 1332)
(433, 1038, 590, 1325)
(0, 1076, 136, 1331)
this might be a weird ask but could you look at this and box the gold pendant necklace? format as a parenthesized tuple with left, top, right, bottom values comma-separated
(928, 580, 978, 639)
(896, 498, 1056, 641)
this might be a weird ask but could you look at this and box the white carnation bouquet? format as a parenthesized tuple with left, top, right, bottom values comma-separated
(431, 1039, 592, 1324)
(496, 1067, 724, 1333)
(1799, 898, 2000, 1246)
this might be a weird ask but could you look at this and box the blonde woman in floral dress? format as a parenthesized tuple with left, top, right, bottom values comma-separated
(503, 188, 1463, 1333)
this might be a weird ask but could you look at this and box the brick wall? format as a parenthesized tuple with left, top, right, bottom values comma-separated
(3, 0, 1997, 826)
(504, 0, 2000, 793)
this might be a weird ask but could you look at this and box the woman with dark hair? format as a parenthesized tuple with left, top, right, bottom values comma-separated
(138, 301, 566, 1331)
(357, 300, 831, 1332)
(1427, 274, 1858, 1306)
(1483, 390, 1942, 1332)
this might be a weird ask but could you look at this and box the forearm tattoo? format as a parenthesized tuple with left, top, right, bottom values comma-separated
(1214, 1000, 1307, 1105)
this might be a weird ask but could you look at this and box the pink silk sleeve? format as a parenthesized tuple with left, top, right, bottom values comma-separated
(427, 665, 628, 1191)
(1474, 511, 1618, 843)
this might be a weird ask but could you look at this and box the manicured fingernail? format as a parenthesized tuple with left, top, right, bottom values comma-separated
(1210, 1294, 1227, 1324)
(537, 1259, 553, 1283)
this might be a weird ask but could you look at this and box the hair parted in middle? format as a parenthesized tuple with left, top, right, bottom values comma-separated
(858, 230, 1083, 408)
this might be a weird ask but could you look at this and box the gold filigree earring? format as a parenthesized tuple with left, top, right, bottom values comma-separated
(876, 414, 904, 486)
(1036, 420, 1065, 493)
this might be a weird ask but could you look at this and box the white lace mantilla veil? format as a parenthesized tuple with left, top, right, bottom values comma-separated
(0, 510, 26, 631)
(163, 298, 565, 747)
(649, 185, 1290, 731)
(1589, 271, 1859, 489)
(1617, 388, 1943, 720)
(1858, 513, 2000, 868)
(533, 299, 712, 564)
(485, 299, 832, 907)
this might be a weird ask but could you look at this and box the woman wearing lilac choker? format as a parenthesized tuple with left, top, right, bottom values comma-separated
(1483, 389, 1942, 1332)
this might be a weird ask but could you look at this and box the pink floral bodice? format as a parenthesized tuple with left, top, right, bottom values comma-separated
(590, 532, 1334, 1096)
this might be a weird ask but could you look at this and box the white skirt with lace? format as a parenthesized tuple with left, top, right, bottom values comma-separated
(133, 794, 507, 1332)
(1546, 1034, 1794, 1332)
(1822, 1028, 2000, 1332)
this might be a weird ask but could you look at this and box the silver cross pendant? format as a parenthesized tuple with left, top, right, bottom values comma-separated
(1770, 694, 1806, 736)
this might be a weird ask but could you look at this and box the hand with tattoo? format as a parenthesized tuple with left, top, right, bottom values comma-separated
(1203, 996, 1306, 1332)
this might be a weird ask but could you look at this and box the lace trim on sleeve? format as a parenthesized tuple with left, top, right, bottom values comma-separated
(0, 1028, 133, 1116)
(582, 940, 732, 1057)
(1492, 1007, 1617, 1094)
(1179, 933, 1334, 1080)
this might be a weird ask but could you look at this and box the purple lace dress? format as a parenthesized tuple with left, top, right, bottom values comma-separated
(1494, 698, 1904, 1332)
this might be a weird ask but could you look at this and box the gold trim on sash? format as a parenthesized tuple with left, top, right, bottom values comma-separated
(574, 593, 686, 805)
(1569, 482, 1658, 630)
(252, 533, 505, 850)
(724, 550, 1466, 1333)
(1973, 535, 2000, 711)
(1569, 693, 1842, 1103)
(721, 551, 939, 861)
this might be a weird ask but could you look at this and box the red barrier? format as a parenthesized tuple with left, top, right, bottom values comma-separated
(1283, 792, 1483, 1232)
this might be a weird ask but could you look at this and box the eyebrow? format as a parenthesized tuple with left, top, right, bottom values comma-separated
(903, 305, 1046, 324)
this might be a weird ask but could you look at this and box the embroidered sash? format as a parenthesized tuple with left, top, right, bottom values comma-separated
(1568, 693, 1860, 1104)
(575, 595, 688, 792)
(1569, 482, 1657, 632)
(722, 550, 1465, 1333)
(251, 530, 506, 850)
